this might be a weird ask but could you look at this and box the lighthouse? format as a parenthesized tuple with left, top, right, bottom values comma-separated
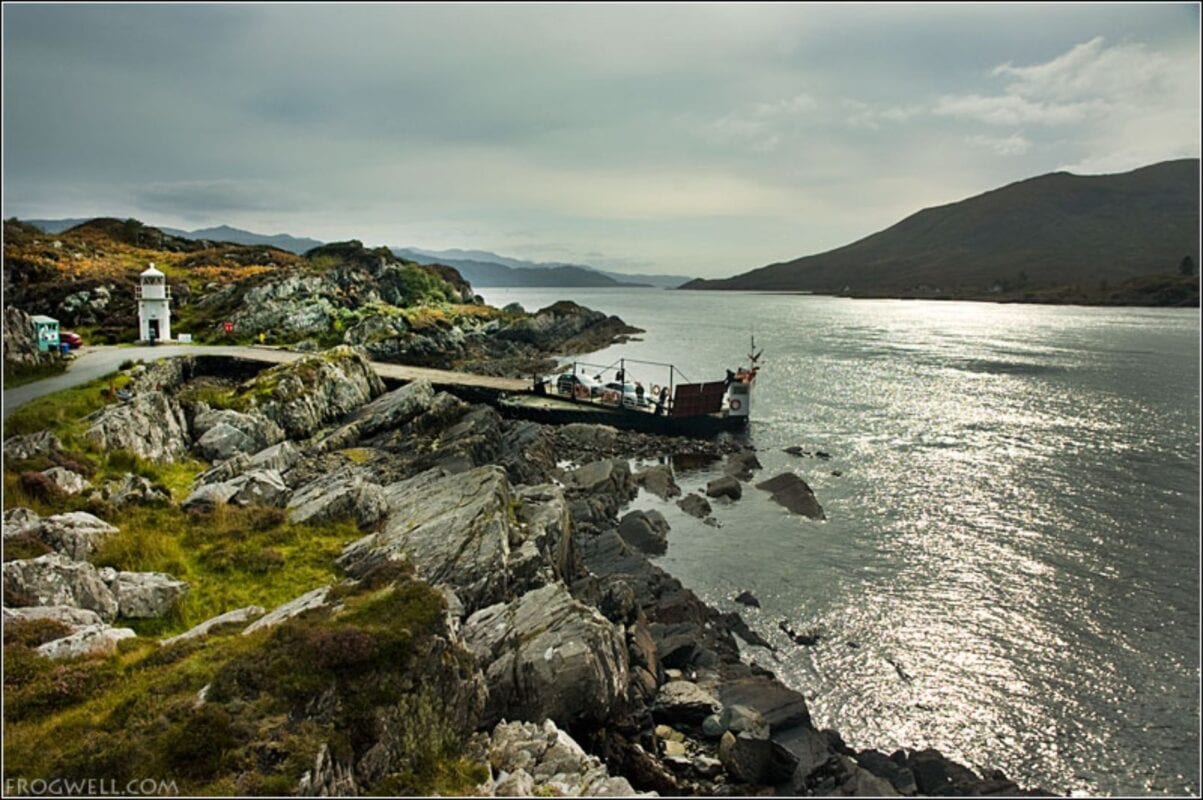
(137, 264, 172, 343)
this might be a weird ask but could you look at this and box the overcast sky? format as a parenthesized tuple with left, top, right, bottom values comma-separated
(3, 3, 1199, 278)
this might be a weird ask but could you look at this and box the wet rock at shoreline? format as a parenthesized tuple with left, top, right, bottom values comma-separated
(705, 476, 742, 501)
(733, 590, 761, 608)
(723, 450, 763, 481)
(676, 493, 712, 519)
(618, 510, 670, 556)
(636, 464, 681, 500)
(756, 472, 825, 520)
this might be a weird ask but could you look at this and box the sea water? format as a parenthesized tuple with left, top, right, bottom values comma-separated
(481, 288, 1200, 797)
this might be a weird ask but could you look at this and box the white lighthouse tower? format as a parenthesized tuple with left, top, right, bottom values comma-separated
(137, 263, 172, 343)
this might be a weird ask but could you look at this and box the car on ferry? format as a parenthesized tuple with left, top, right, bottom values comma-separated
(599, 381, 649, 409)
(553, 371, 602, 398)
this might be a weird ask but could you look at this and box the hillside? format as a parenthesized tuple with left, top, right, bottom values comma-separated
(24, 219, 322, 255)
(391, 249, 648, 288)
(396, 246, 692, 288)
(683, 159, 1200, 303)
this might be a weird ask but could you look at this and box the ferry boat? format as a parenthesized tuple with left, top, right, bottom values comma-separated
(498, 341, 761, 438)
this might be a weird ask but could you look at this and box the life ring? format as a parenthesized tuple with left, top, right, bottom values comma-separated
(729, 398, 742, 411)
(603, 390, 620, 404)
(574, 383, 589, 400)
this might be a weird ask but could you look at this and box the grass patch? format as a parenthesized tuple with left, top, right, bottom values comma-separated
(3, 371, 131, 443)
(88, 504, 363, 638)
(2, 574, 480, 795)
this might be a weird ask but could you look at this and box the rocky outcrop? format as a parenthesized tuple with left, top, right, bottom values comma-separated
(3, 554, 119, 621)
(652, 681, 722, 726)
(479, 719, 653, 797)
(39, 467, 92, 495)
(287, 470, 388, 528)
(161, 605, 265, 647)
(2, 306, 58, 367)
(100, 568, 189, 618)
(10, 511, 118, 561)
(192, 408, 285, 461)
(3, 604, 104, 629)
(242, 586, 331, 636)
(88, 473, 172, 508)
(463, 582, 629, 728)
(243, 346, 386, 439)
(3, 430, 63, 462)
(36, 624, 137, 660)
(338, 467, 560, 612)
(755, 472, 825, 520)
(83, 391, 191, 462)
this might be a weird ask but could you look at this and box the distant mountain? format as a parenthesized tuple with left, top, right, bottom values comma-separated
(396, 246, 691, 288)
(22, 218, 96, 234)
(21, 219, 321, 254)
(157, 224, 323, 255)
(682, 159, 1200, 297)
(391, 249, 647, 288)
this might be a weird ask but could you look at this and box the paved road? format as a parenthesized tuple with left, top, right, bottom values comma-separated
(3, 344, 529, 420)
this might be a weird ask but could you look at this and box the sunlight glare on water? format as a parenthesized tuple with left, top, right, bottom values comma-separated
(482, 288, 1201, 797)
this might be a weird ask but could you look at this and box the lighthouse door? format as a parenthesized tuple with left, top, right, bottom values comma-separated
(149, 319, 160, 341)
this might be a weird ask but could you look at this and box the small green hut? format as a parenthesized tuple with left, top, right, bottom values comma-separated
(30, 315, 60, 353)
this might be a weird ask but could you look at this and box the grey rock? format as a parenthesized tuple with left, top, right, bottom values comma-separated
(724, 450, 763, 481)
(84, 391, 191, 463)
(3, 507, 41, 537)
(298, 742, 359, 797)
(719, 730, 774, 785)
(249, 440, 303, 473)
(463, 583, 629, 727)
(339, 467, 554, 612)
(247, 346, 385, 439)
(93, 473, 172, 508)
(636, 465, 681, 499)
(352, 379, 436, 437)
(705, 476, 742, 501)
(652, 680, 722, 726)
(721, 704, 769, 739)
(182, 481, 241, 511)
(676, 494, 712, 519)
(243, 586, 331, 635)
(194, 411, 285, 461)
(702, 714, 726, 738)
(228, 469, 291, 507)
(755, 472, 826, 520)
(617, 510, 670, 556)
(161, 605, 266, 647)
(108, 571, 189, 618)
(3, 430, 63, 462)
(557, 423, 618, 453)
(3, 604, 104, 629)
(23, 511, 118, 561)
(2, 553, 118, 621)
(40, 467, 91, 495)
(36, 624, 136, 660)
(288, 471, 388, 529)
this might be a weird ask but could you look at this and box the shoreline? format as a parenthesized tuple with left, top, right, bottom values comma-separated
(1, 349, 1050, 796)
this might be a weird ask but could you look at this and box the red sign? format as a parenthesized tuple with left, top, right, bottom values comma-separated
(223, 321, 234, 334)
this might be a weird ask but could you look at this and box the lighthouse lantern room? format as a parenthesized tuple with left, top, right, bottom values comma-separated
(137, 263, 172, 343)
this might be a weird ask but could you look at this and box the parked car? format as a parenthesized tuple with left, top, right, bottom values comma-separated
(554, 372, 601, 397)
(59, 331, 83, 349)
